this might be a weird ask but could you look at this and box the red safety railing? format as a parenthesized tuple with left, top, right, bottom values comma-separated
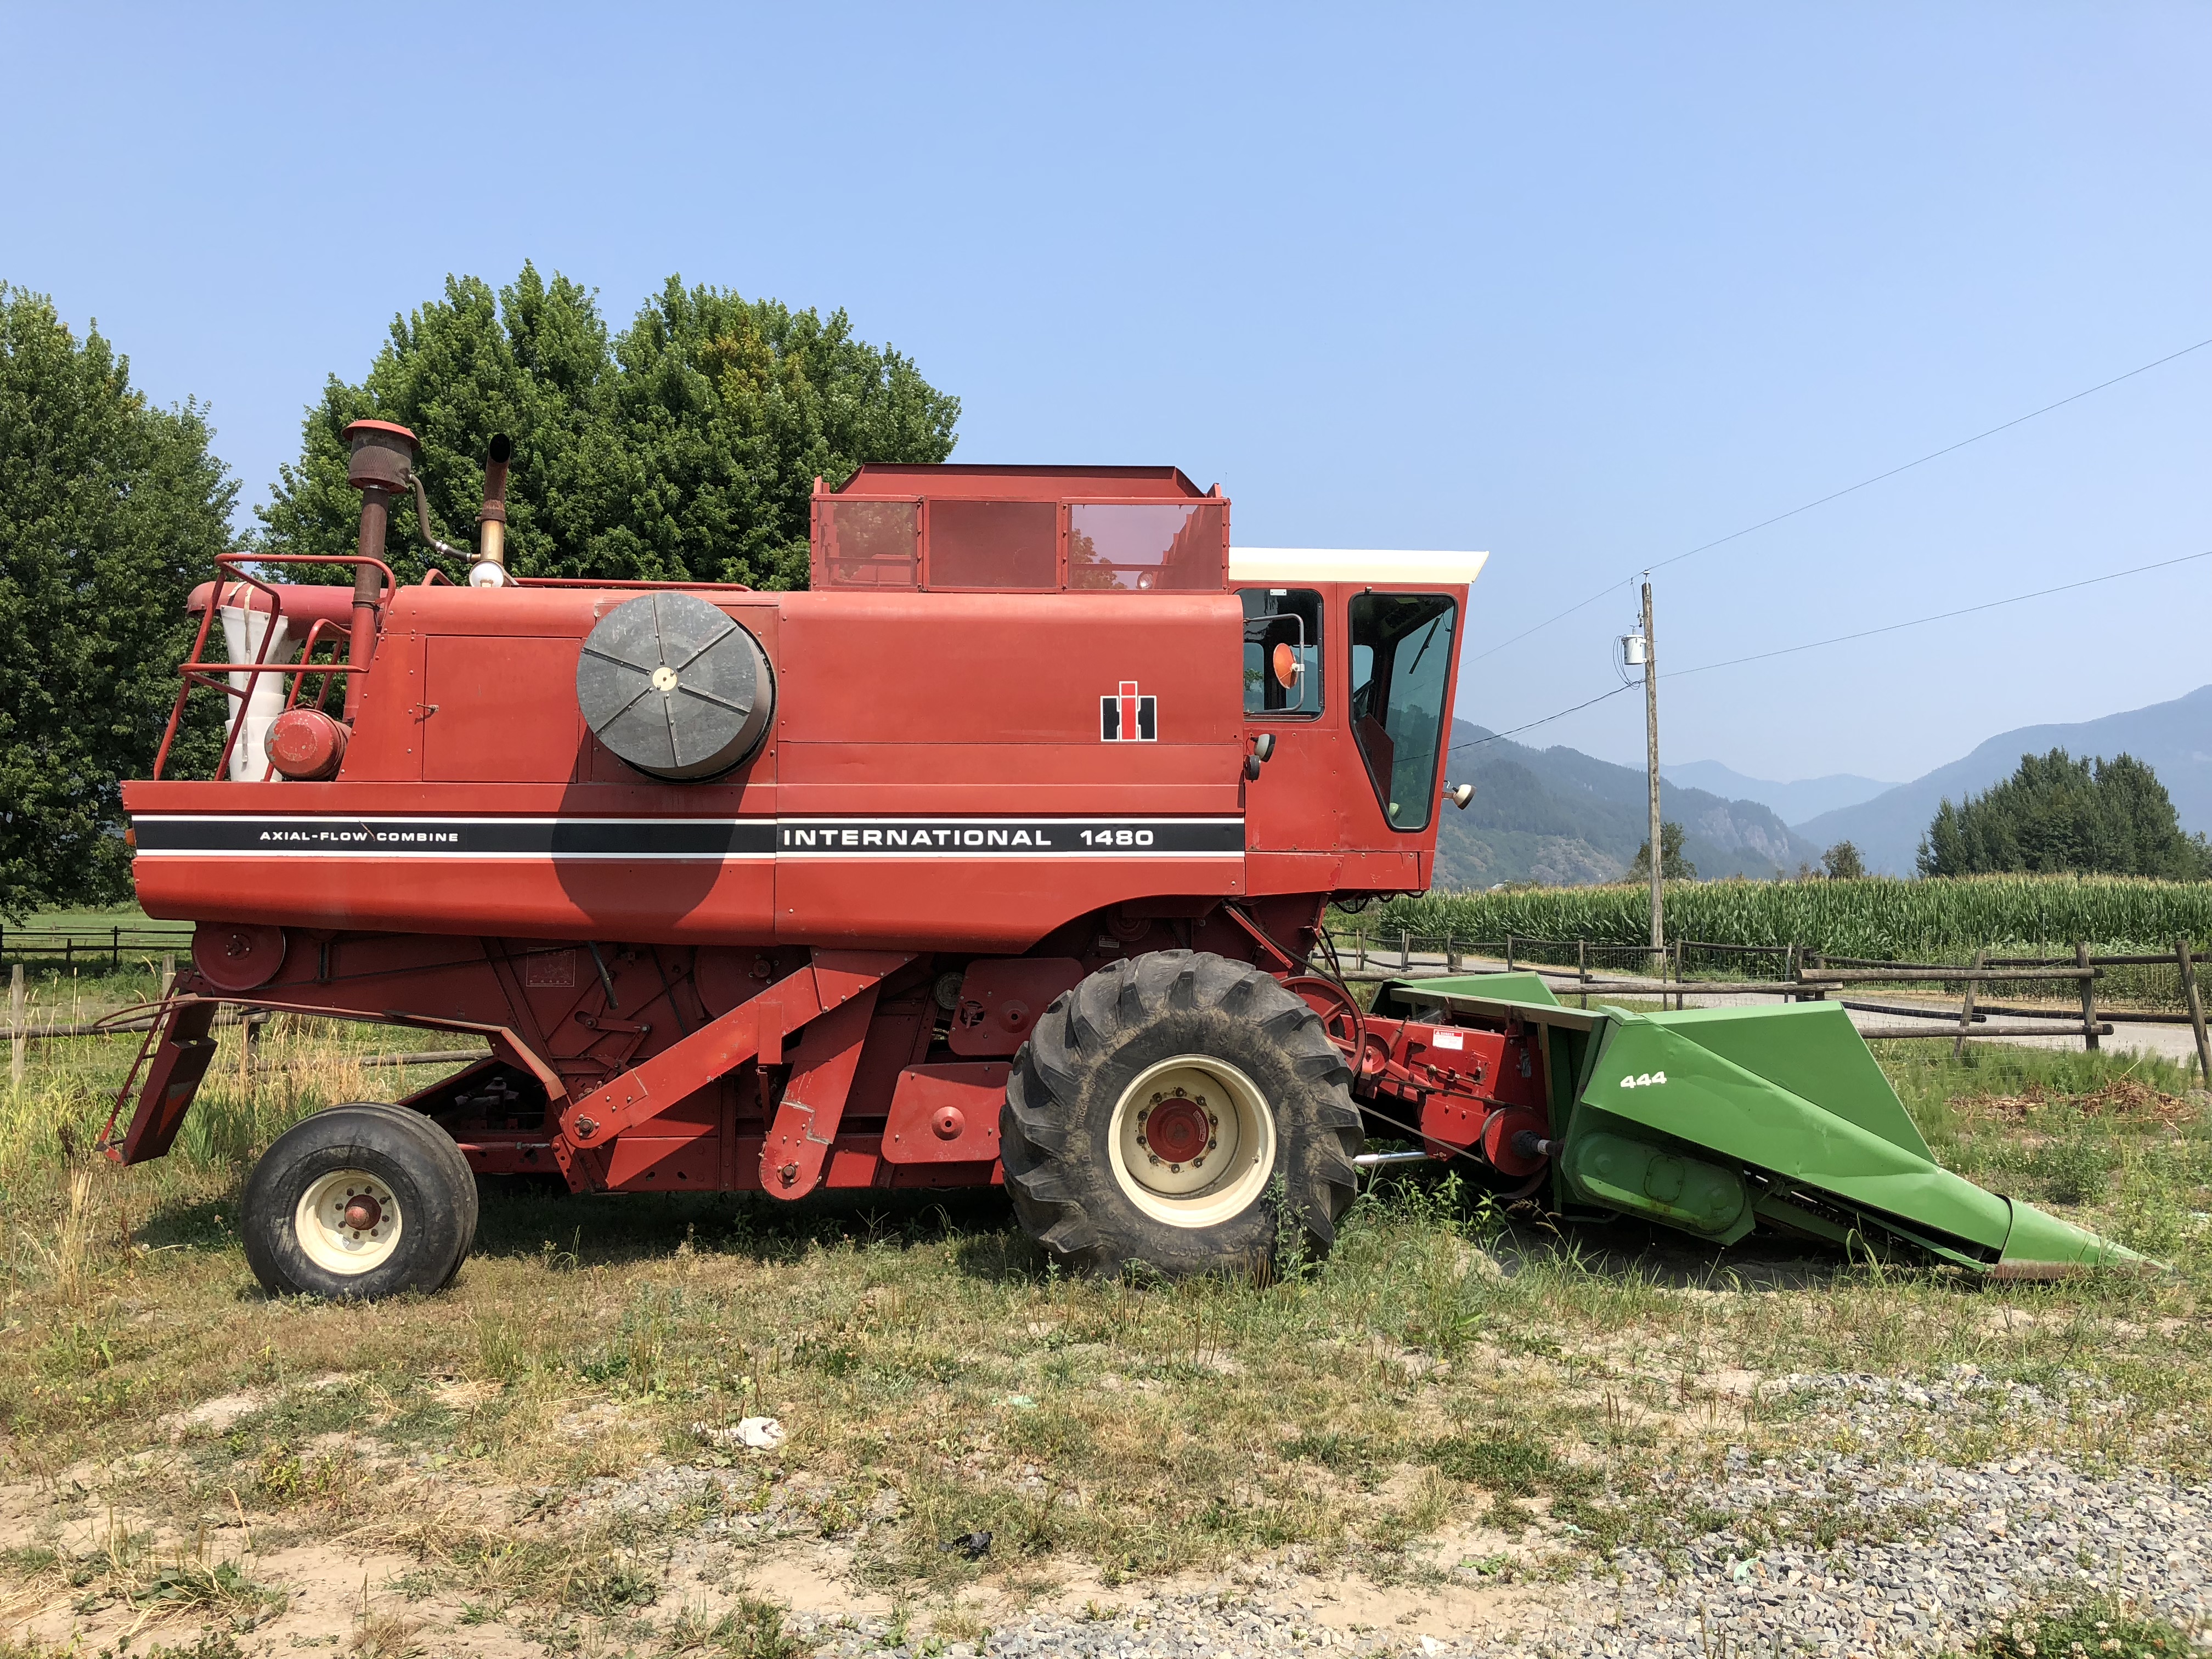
(151, 553, 394, 780)
(280, 616, 352, 715)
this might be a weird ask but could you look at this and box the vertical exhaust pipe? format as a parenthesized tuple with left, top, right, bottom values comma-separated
(471, 433, 514, 588)
(342, 420, 416, 721)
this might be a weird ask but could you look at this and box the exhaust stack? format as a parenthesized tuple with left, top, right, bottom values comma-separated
(471, 434, 514, 588)
(342, 420, 416, 720)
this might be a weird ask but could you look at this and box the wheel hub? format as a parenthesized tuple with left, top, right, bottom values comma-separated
(1108, 1056, 1277, 1228)
(341, 1194, 383, 1232)
(1139, 1093, 1212, 1166)
(294, 1170, 404, 1276)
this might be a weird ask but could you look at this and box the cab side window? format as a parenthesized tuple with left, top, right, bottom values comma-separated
(1348, 592, 1457, 830)
(1240, 589, 1323, 716)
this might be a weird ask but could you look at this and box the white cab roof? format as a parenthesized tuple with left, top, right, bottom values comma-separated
(1227, 548, 1490, 587)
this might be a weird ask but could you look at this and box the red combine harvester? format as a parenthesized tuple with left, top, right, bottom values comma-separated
(105, 424, 1489, 1297)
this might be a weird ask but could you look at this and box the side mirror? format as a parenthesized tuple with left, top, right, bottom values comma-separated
(1444, 781, 1474, 810)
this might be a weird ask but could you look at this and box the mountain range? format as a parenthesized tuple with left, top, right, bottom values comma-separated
(1791, 684, 2212, 875)
(1437, 720, 1823, 888)
(1658, 760, 1897, 825)
(1438, 685, 2212, 887)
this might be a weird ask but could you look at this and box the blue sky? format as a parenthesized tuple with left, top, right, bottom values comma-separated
(5, 3, 2205, 786)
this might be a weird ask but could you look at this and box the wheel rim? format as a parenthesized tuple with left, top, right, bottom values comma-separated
(294, 1169, 404, 1275)
(1107, 1054, 1277, 1229)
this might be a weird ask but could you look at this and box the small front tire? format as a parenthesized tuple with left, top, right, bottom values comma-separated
(242, 1102, 478, 1300)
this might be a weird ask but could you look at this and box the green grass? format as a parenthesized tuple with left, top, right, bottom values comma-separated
(1970, 1589, 2195, 1659)
(1, 998, 2209, 1652)
(13, 902, 163, 929)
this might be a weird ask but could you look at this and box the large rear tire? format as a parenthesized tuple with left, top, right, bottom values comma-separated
(242, 1102, 479, 1300)
(1001, 951, 1361, 1278)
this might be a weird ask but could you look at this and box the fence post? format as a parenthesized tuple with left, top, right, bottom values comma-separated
(1672, 939, 1685, 1010)
(2178, 937, 2210, 1083)
(1577, 939, 1589, 1009)
(160, 952, 177, 1003)
(1355, 931, 1366, 973)
(111, 926, 120, 969)
(9, 963, 23, 1090)
(1954, 947, 1984, 1061)
(2075, 940, 2099, 1053)
(1446, 934, 1462, 973)
(1504, 933, 1515, 970)
(1400, 930, 1410, 972)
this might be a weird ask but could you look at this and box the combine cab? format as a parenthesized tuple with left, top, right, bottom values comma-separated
(105, 424, 2132, 1296)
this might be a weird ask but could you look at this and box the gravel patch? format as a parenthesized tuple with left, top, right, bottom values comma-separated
(1578, 1447, 2210, 1656)
(787, 1450, 2208, 1657)
(781, 1369, 2207, 1658)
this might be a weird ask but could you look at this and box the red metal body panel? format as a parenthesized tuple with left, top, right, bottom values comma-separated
(882, 1063, 1009, 1163)
(114, 461, 1485, 1203)
(947, 958, 1085, 1056)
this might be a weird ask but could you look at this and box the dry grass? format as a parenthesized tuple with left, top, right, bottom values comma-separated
(0, 969, 2208, 1655)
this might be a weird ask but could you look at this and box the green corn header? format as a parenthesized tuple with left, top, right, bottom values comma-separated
(1373, 973, 2140, 1274)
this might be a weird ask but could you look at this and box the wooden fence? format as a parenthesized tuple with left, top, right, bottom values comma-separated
(1329, 926, 2212, 1076)
(1, 926, 193, 972)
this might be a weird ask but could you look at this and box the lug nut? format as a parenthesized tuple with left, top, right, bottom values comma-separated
(1169, 1163, 1182, 1173)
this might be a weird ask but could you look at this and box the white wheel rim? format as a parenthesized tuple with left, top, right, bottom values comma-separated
(1107, 1054, 1277, 1229)
(294, 1169, 404, 1276)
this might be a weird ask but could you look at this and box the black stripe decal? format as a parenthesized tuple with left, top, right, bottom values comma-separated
(132, 818, 775, 857)
(777, 818, 1240, 855)
(131, 816, 1244, 857)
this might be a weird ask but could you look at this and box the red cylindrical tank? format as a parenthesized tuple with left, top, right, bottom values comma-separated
(264, 708, 349, 781)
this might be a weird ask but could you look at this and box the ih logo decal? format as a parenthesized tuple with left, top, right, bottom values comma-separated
(1100, 681, 1157, 742)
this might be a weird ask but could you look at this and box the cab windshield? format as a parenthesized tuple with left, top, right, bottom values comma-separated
(1348, 593, 1458, 831)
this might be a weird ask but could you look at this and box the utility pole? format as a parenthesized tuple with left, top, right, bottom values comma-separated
(1641, 579, 1663, 962)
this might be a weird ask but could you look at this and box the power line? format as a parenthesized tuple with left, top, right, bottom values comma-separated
(1448, 684, 1637, 754)
(1452, 546, 2212, 756)
(1464, 334, 2212, 668)
(1667, 548, 2212, 681)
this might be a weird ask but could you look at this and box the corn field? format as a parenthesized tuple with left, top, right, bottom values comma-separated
(1374, 874, 2212, 960)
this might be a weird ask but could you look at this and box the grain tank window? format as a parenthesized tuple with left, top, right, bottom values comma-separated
(1068, 503, 1225, 591)
(1348, 592, 1458, 831)
(819, 500, 918, 588)
(1239, 589, 1322, 716)
(926, 500, 1057, 590)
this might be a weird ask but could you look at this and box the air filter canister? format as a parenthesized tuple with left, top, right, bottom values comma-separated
(576, 592, 774, 781)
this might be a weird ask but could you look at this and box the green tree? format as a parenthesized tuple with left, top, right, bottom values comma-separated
(1821, 840, 1866, 880)
(1916, 748, 2212, 879)
(257, 266, 960, 589)
(0, 287, 235, 918)
(1626, 821, 1696, 881)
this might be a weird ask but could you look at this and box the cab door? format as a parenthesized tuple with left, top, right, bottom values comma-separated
(1237, 584, 1350, 893)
